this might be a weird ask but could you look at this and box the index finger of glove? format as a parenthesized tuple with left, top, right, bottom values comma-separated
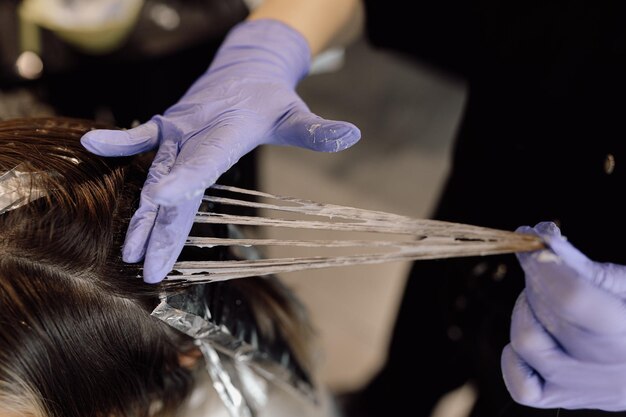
(141, 194, 204, 283)
(122, 138, 179, 264)
(517, 232, 626, 335)
(517, 222, 626, 295)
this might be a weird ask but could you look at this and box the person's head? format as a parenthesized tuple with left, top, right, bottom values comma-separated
(0, 117, 312, 417)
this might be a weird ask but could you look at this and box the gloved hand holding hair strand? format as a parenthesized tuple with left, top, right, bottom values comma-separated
(502, 222, 626, 411)
(80, 19, 361, 283)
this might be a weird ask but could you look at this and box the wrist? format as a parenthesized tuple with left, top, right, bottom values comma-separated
(212, 19, 311, 86)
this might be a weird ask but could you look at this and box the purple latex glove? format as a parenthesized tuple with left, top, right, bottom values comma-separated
(80, 19, 360, 283)
(502, 222, 626, 411)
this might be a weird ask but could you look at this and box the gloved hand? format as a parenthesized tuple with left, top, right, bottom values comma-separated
(502, 222, 626, 411)
(80, 19, 361, 283)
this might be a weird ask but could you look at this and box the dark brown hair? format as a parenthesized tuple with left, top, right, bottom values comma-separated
(0, 118, 313, 417)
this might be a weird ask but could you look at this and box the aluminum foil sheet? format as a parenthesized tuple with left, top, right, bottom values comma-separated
(0, 163, 48, 215)
(151, 286, 316, 417)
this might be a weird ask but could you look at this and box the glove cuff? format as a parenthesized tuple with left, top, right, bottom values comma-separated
(211, 19, 312, 87)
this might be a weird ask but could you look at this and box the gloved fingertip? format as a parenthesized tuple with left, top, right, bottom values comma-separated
(328, 121, 361, 140)
(534, 221, 562, 238)
(516, 222, 564, 253)
(142, 257, 173, 284)
(122, 243, 145, 264)
(80, 130, 117, 155)
(81, 122, 159, 156)
(515, 225, 535, 235)
(308, 121, 361, 153)
(335, 123, 362, 151)
(142, 271, 166, 284)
